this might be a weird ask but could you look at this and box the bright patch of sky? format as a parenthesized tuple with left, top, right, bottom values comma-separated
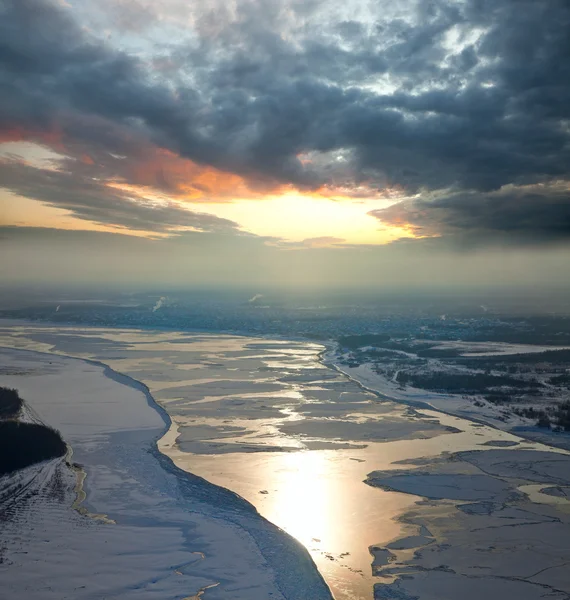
(202, 193, 410, 244)
(0, 142, 66, 168)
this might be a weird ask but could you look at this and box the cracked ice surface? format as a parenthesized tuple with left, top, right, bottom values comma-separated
(366, 450, 570, 599)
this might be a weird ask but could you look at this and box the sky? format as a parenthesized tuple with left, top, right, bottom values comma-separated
(0, 0, 569, 289)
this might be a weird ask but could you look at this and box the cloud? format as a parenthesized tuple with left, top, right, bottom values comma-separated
(370, 183, 570, 246)
(1, 113, 284, 201)
(0, 0, 569, 244)
(301, 236, 346, 248)
(0, 158, 240, 234)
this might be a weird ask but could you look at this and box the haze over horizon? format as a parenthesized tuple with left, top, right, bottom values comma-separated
(1, 0, 569, 288)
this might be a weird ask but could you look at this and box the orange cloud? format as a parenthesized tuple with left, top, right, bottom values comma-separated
(124, 147, 287, 202)
(0, 122, 267, 202)
(0, 124, 67, 155)
(0, 128, 26, 143)
(0, 121, 398, 206)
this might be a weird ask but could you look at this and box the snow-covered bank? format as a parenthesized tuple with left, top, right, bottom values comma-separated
(327, 355, 545, 436)
(0, 347, 332, 600)
(326, 339, 570, 452)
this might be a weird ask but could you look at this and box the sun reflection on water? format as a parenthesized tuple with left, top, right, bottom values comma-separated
(269, 451, 333, 549)
(252, 447, 411, 600)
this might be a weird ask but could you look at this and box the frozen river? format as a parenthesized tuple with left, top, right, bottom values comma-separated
(0, 346, 331, 600)
(1, 322, 570, 600)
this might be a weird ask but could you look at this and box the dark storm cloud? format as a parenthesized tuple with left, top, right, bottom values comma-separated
(371, 185, 570, 245)
(0, 159, 240, 233)
(1, 0, 570, 241)
(0, 0, 211, 163)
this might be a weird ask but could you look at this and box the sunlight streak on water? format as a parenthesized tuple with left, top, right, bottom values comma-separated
(268, 451, 333, 549)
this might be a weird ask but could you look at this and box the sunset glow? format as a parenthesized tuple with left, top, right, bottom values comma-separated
(0, 137, 412, 244)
